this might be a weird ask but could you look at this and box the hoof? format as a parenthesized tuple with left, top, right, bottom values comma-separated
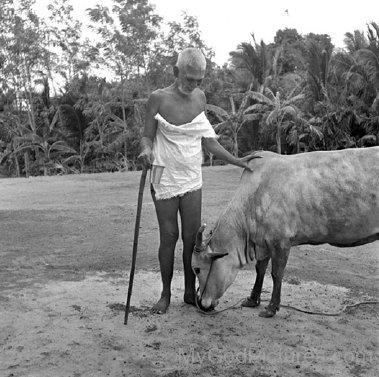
(258, 304, 278, 318)
(258, 308, 276, 318)
(241, 296, 261, 308)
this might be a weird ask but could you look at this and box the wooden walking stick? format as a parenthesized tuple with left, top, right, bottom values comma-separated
(124, 168, 148, 325)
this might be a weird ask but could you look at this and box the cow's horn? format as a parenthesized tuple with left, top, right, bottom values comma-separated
(194, 224, 206, 252)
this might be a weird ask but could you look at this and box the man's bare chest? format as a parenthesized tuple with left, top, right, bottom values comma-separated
(159, 93, 204, 126)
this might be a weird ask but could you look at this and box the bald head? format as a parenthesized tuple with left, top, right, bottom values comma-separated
(176, 48, 206, 71)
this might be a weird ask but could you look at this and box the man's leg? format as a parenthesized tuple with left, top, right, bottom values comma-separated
(151, 188, 180, 314)
(179, 189, 202, 306)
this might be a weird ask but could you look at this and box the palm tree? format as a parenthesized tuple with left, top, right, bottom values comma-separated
(356, 23, 379, 110)
(229, 38, 270, 91)
(355, 23, 379, 141)
(303, 40, 332, 106)
(229, 35, 283, 92)
(330, 23, 379, 145)
(247, 87, 306, 154)
(206, 91, 261, 157)
(343, 30, 368, 54)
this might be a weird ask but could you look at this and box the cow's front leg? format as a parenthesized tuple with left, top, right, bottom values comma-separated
(242, 257, 270, 308)
(259, 247, 290, 318)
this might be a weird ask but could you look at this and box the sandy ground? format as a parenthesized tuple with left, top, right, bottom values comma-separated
(0, 166, 378, 377)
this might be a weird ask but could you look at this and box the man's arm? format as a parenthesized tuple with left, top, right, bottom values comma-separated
(139, 92, 160, 168)
(202, 137, 260, 171)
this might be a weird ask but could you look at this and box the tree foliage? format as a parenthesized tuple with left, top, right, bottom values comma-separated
(0, 1, 377, 177)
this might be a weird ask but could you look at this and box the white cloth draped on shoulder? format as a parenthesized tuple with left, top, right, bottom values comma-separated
(152, 111, 217, 200)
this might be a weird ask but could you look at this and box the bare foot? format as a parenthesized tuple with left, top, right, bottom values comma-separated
(183, 292, 196, 307)
(151, 295, 170, 314)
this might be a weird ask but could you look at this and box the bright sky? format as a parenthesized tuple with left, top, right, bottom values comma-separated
(34, 0, 379, 65)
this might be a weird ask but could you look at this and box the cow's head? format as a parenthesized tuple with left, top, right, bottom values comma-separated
(191, 224, 239, 311)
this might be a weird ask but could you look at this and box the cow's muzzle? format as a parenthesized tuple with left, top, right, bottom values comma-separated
(195, 288, 216, 312)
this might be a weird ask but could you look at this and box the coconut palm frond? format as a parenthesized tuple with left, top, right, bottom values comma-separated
(356, 48, 379, 91)
(344, 30, 368, 53)
(229, 42, 259, 73)
(367, 22, 379, 41)
(333, 52, 357, 71)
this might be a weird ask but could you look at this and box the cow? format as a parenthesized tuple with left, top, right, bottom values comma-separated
(192, 147, 379, 318)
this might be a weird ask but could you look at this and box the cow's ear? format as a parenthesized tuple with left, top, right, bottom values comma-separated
(209, 252, 228, 260)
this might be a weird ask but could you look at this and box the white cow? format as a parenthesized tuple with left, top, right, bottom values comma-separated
(192, 147, 379, 317)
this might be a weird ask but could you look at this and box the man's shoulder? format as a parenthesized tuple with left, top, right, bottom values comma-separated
(150, 88, 166, 98)
(147, 89, 168, 108)
(194, 88, 206, 101)
(149, 87, 175, 102)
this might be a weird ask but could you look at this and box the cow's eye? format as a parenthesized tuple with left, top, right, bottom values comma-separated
(194, 267, 200, 274)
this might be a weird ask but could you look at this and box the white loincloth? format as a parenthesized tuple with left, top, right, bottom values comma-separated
(152, 111, 217, 200)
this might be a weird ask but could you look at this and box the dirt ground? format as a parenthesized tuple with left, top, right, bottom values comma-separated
(0, 166, 378, 377)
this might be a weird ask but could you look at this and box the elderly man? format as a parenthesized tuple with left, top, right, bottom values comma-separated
(139, 47, 257, 314)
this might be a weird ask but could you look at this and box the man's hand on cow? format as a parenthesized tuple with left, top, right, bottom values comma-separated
(240, 152, 262, 172)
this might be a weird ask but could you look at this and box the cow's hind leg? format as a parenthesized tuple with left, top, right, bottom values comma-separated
(259, 245, 290, 318)
(242, 257, 270, 308)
